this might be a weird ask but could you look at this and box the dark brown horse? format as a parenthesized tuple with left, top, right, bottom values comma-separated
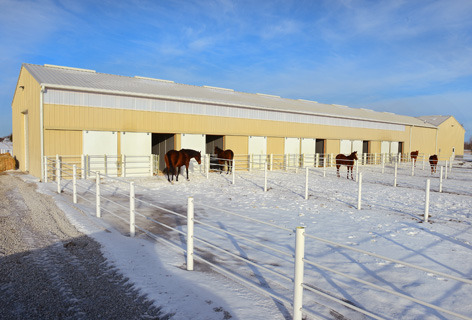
(214, 146, 234, 174)
(164, 149, 201, 183)
(336, 151, 358, 179)
(411, 150, 419, 166)
(429, 154, 438, 174)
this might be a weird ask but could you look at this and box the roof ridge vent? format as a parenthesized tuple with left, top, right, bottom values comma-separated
(44, 64, 96, 73)
(256, 92, 280, 98)
(203, 85, 234, 92)
(360, 108, 374, 112)
(298, 99, 318, 103)
(134, 76, 174, 83)
(332, 104, 348, 108)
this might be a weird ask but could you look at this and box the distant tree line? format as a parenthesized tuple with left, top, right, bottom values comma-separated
(465, 136, 472, 150)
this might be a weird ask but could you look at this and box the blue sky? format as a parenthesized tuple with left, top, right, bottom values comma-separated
(1, 0, 471, 140)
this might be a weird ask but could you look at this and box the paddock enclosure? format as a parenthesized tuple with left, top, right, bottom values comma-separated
(11, 63, 465, 180)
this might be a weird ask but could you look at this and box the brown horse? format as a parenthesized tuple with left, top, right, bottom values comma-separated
(164, 149, 201, 183)
(336, 151, 358, 179)
(411, 150, 419, 166)
(429, 154, 438, 174)
(214, 146, 234, 174)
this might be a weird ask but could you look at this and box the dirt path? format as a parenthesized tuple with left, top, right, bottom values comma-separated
(0, 171, 168, 319)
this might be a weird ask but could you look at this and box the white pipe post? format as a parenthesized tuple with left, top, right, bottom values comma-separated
(330, 153, 334, 167)
(187, 197, 194, 271)
(270, 153, 273, 171)
(122, 154, 126, 178)
(439, 166, 443, 193)
(411, 159, 415, 176)
(357, 172, 363, 210)
(445, 161, 448, 179)
(104, 154, 107, 176)
(355, 160, 359, 182)
(56, 155, 61, 194)
(424, 179, 430, 223)
(96, 172, 101, 218)
(315, 153, 319, 168)
(449, 158, 453, 173)
(232, 159, 235, 185)
(323, 156, 326, 177)
(393, 161, 398, 187)
(264, 161, 268, 192)
(44, 156, 48, 183)
(293, 226, 305, 320)
(130, 182, 135, 237)
(381, 154, 385, 174)
(305, 167, 309, 200)
(72, 165, 77, 204)
(81, 154, 85, 179)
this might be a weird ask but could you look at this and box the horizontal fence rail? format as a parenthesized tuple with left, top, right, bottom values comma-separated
(44, 155, 472, 320)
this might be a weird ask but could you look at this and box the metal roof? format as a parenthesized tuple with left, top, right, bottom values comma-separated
(23, 63, 436, 128)
(417, 115, 451, 127)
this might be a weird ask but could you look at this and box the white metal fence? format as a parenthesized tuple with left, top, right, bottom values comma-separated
(44, 156, 472, 320)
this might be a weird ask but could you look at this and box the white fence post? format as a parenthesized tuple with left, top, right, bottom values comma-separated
(270, 153, 273, 171)
(130, 182, 135, 237)
(315, 153, 319, 168)
(381, 154, 385, 174)
(44, 156, 48, 183)
(122, 155, 126, 178)
(104, 154, 108, 176)
(56, 155, 61, 194)
(96, 172, 101, 218)
(323, 156, 326, 177)
(411, 159, 415, 176)
(305, 167, 309, 200)
(187, 197, 194, 271)
(264, 162, 268, 192)
(394, 161, 398, 187)
(424, 179, 430, 223)
(357, 172, 363, 210)
(439, 166, 443, 193)
(363, 153, 367, 165)
(73, 165, 77, 204)
(445, 161, 448, 179)
(355, 160, 359, 182)
(81, 154, 85, 179)
(232, 159, 235, 185)
(293, 226, 305, 320)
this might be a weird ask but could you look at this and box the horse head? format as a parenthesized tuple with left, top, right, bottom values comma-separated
(352, 151, 358, 160)
(195, 152, 202, 164)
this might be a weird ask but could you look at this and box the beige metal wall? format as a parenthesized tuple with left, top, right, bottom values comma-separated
(13, 71, 444, 179)
(11, 68, 41, 177)
(437, 117, 465, 157)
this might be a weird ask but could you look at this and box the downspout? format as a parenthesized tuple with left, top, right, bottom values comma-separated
(409, 125, 414, 154)
(40, 86, 45, 181)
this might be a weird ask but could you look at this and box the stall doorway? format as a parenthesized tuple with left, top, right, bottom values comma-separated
(152, 133, 174, 171)
(206, 135, 223, 155)
(363, 141, 370, 154)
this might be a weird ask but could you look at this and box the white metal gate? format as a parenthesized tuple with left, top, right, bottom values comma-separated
(83, 131, 118, 175)
(248, 136, 267, 169)
(301, 138, 316, 167)
(121, 132, 151, 176)
(180, 133, 205, 172)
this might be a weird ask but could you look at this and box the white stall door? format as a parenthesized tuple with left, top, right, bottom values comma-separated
(340, 140, 352, 155)
(285, 137, 300, 168)
(121, 132, 151, 176)
(248, 136, 267, 169)
(83, 130, 118, 175)
(180, 133, 205, 173)
(301, 138, 316, 167)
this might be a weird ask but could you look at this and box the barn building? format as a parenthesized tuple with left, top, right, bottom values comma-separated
(11, 63, 460, 179)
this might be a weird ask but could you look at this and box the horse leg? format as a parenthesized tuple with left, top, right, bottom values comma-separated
(186, 164, 189, 181)
(226, 160, 229, 174)
(336, 165, 340, 177)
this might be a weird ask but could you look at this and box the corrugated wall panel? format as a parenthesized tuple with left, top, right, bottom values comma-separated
(44, 89, 405, 131)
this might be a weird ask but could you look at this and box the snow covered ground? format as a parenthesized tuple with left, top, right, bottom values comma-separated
(33, 157, 472, 320)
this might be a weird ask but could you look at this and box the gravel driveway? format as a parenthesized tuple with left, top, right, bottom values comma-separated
(0, 171, 168, 319)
